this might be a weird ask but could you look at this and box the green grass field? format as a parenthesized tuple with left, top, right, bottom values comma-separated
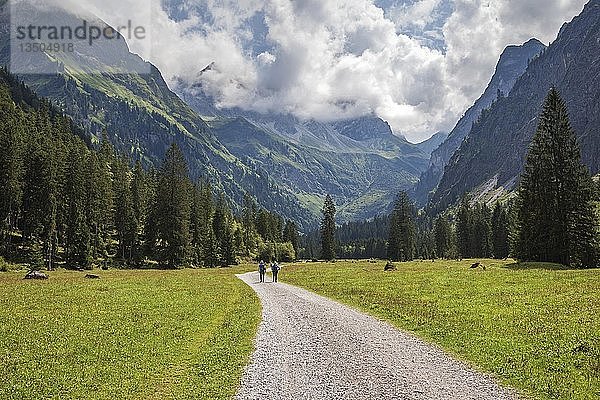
(283, 259, 600, 400)
(0, 268, 260, 400)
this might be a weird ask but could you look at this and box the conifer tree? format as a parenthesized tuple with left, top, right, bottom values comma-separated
(434, 215, 452, 259)
(387, 191, 416, 261)
(456, 198, 472, 259)
(320, 194, 337, 261)
(492, 203, 510, 259)
(283, 220, 299, 259)
(85, 152, 113, 261)
(517, 88, 599, 267)
(64, 142, 91, 269)
(130, 161, 148, 262)
(213, 194, 235, 266)
(241, 192, 258, 256)
(114, 157, 137, 262)
(0, 92, 23, 255)
(472, 203, 492, 258)
(156, 143, 191, 268)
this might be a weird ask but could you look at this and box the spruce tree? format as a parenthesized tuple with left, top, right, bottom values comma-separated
(472, 203, 492, 258)
(387, 191, 416, 262)
(434, 215, 451, 259)
(64, 142, 91, 269)
(492, 203, 510, 259)
(517, 88, 599, 267)
(241, 192, 257, 256)
(114, 157, 137, 263)
(456, 198, 472, 259)
(0, 92, 23, 255)
(130, 161, 147, 262)
(320, 194, 336, 261)
(156, 143, 191, 268)
(283, 220, 299, 259)
(212, 193, 235, 266)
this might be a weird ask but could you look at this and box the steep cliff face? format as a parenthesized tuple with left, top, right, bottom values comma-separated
(413, 38, 546, 205)
(430, 0, 600, 211)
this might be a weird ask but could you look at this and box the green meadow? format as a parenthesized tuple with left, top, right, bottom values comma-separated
(0, 268, 260, 400)
(283, 260, 600, 400)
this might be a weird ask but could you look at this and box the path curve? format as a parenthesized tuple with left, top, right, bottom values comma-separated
(236, 271, 516, 400)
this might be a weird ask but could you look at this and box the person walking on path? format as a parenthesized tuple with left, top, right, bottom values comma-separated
(259, 260, 266, 283)
(271, 262, 280, 283)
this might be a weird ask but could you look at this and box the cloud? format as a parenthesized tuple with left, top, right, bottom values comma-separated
(58, 0, 589, 142)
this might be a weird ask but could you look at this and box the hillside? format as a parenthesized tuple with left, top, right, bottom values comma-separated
(0, 1, 316, 229)
(413, 38, 546, 206)
(430, 0, 600, 211)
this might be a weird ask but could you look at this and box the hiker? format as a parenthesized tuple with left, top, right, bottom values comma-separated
(271, 262, 280, 283)
(258, 260, 266, 283)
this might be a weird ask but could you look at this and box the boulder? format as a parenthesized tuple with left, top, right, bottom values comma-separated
(470, 262, 486, 270)
(384, 261, 397, 271)
(24, 270, 48, 280)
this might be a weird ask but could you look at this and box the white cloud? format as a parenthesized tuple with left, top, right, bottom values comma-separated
(54, 0, 589, 142)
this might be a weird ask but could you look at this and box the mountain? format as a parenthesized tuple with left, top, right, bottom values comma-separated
(413, 38, 547, 205)
(176, 81, 429, 222)
(415, 131, 448, 157)
(2, 0, 430, 227)
(430, 0, 600, 211)
(0, 1, 316, 229)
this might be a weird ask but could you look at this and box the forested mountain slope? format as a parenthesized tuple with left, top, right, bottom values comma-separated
(0, 1, 315, 229)
(431, 0, 600, 211)
(413, 39, 546, 206)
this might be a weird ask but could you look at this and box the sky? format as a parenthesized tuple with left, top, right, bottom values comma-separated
(55, 0, 590, 142)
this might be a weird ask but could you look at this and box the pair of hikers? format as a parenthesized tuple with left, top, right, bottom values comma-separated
(258, 260, 281, 283)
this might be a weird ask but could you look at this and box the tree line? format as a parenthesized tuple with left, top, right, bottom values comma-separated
(312, 89, 599, 268)
(0, 69, 298, 270)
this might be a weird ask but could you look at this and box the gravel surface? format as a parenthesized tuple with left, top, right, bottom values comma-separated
(236, 271, 517, 400)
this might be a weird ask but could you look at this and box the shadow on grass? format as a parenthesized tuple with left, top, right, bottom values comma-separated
(504, 262, 577, 271)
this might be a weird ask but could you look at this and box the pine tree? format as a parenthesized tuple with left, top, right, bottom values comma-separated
(492, 203, 510, 259)
(156, 143, 191, 268)
(320, 194, 336, 261)
(434, 215, 451, 259)
(387, 191, 416, 262)
(517, 88, 599, 267)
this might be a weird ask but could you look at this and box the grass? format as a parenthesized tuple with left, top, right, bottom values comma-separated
(282, 259, 600, 400)
(0, 267, 260, 400)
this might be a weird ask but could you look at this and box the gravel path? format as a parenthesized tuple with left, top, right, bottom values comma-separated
(235, 271, 517, 400)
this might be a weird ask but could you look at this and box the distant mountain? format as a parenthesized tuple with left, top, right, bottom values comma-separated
(413, 38, 546, 205)
(430, 0, 600, 211)
(415, 131, 448, 157)
(176, 82, 429, 222)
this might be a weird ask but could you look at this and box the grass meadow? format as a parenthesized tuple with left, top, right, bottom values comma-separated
(283, 259, 600, 400)
(0, 268, 260, 400)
